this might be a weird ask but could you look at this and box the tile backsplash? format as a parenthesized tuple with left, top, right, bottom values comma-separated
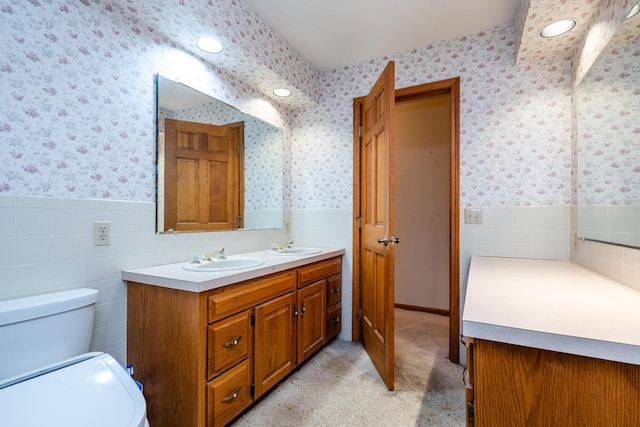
(0, 195, 290, 366)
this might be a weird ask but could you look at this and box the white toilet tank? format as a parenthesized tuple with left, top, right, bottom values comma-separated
(0, 288, 99, 381)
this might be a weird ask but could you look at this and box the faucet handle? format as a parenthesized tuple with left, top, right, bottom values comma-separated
(216, 248, 226, 259)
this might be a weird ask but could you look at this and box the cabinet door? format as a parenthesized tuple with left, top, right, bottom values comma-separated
(254, 292, 296, 398)
(297, 280, 326, 364)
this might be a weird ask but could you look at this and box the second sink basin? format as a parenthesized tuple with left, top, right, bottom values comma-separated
(183, 256, 264, 272)
(268, 247, 322, 256)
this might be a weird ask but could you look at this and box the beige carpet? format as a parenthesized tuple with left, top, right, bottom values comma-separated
(233, 308, 465, 426)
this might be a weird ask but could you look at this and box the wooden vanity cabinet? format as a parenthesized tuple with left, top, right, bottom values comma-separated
(465, 338, 640, 427)
(127, 255, 342, 427)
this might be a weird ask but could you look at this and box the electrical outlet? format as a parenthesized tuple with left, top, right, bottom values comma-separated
(464, 208, 483, 224)
(94, 221, 111, 246)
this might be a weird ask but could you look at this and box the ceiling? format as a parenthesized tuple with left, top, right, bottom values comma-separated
(243, 0, 520, 70)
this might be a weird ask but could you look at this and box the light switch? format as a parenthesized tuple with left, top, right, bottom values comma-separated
(464, 208, 483, 224)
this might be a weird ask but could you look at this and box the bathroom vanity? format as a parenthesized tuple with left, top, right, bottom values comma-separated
(123, 248, 343, 427)
(462, 256, 640, 426)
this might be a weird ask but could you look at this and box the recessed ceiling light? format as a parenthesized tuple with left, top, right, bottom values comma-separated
(626, 3, 640, 19)
(540, 19, 576, 38)
(273, 88, 291, 97)
(195, 37, 223, 54)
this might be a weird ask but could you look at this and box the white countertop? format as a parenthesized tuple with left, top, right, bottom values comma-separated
(122, 248, 345, 293)
(462, 256, 640, 365)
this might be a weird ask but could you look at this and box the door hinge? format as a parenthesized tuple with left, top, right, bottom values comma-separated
(250, 383, 255, 397)
(358, 125, 363, 138)
(237, 144, 240, 155)
(467, 401, 475, 424)
(355, 216, 362, 229)
(356, 308, 362, 321)
(251, 313, 256, 326)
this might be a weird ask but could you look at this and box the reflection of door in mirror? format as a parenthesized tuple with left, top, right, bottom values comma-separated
(156, 75, 285, 233)
(164, 118, 244, 232)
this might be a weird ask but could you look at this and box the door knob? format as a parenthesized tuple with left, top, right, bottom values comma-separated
(376, 236, 400, 246)
(376, 236, 389, 246)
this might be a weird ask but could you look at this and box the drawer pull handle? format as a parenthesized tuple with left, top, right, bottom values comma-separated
(300, 302, 306, 317)
(222, 336, 242, 348)
(221, 387, 241, 403)
(331, 288, 340, 293)
(331, 316, 340, 324)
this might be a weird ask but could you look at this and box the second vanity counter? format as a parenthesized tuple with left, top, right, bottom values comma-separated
(463, 255, 640, 365)
(122, 247, 345, 292)
(462, 256, 640, 426)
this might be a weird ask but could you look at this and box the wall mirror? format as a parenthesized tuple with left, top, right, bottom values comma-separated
(576, 16, 640, 249)
(156, 75, 284, 233)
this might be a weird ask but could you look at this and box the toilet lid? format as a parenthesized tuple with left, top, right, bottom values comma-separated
(0, 352, 147, 427)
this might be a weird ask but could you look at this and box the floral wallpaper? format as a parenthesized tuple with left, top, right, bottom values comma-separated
(296, 24, 574, 209)
(577, 17, 640, 205)
(0, 0, 634, 211)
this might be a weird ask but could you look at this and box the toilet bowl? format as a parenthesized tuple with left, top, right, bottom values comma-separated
(0, 288, 149, 427)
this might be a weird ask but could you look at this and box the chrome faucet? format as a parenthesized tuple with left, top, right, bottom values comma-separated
(274, 240, 293, 251)
(202, 248, 226, 261)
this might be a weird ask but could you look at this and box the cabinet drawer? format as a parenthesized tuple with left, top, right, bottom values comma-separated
(208, 271, 296, 323)
(207, 310, 251, 379)
(326, 273, 342, 307)
(297, 257, 341, 288)
(326, 303, 342, 340)
(207, 359, 253, 427)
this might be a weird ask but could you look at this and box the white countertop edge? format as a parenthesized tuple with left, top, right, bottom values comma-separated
(122, 248, 345, 293)
(463, 320, 640, 365)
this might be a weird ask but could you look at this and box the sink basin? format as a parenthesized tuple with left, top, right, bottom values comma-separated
(268, 247, 322, 256)
(183, 256, 264, 272)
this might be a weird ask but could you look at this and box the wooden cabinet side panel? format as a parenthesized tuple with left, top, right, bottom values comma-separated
(127, 282, 203, 427)
(474, 339, 640, 427)
(297, 280, 327, 363)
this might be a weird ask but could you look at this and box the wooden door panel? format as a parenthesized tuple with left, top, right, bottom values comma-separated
(359, 61, 395, 391)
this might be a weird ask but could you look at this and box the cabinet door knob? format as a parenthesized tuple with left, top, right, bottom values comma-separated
(221, 387, 241, 403)
(222, 336, 242, 348)
(331, 316, 340, 324)
(300, 302, 306, 317)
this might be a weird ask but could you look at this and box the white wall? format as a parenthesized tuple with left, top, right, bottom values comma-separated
(395, 95, 451, 311)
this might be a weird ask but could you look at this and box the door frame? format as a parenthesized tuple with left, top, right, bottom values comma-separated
(352, 77, 460, 364)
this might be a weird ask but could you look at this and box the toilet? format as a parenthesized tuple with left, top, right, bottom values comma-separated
(0, 288, 149, 427)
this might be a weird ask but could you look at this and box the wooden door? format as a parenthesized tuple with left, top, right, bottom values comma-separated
(297, 280, 326, 363)
(164, 118, 244, 232)
(360, 61, 396, 390)
(253, 292, 296, 398)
